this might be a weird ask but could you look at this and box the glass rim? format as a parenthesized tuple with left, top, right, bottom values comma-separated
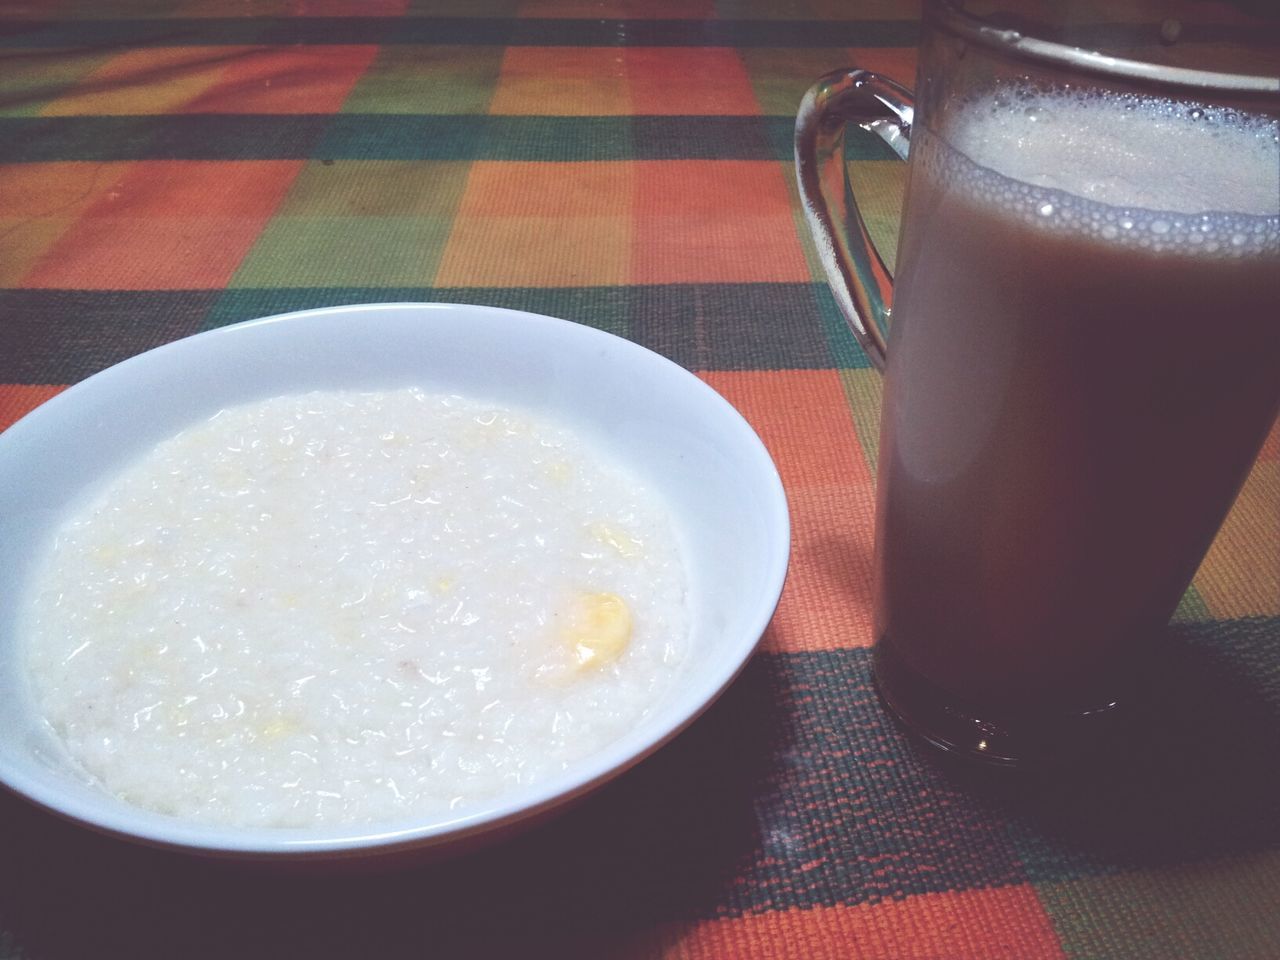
(928, 0, 1280, 97)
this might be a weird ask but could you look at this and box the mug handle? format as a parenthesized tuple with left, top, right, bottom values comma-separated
(795, 70, 915, 373)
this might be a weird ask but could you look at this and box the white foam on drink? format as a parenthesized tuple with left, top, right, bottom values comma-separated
(925, 87, 1279, 256)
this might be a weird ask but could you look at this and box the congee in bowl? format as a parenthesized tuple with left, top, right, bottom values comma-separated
(24, 388, 691, 828)
(0, 303, 789, 861)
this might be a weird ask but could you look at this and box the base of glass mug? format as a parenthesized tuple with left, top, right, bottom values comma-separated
(872, 636, 1127, 768)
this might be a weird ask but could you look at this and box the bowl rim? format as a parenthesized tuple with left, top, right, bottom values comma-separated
(0, 301, 791, 860)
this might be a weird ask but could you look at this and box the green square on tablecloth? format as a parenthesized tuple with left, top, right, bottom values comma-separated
(1035, 853, 1280, 960)
(739, 47, 859, 117)
(845, 157, 905, 271)
(265, 159, 473, 218)
(839, 367, 883, 471)
(227, 159, 470, 286)
(341, 46, 506, 115)
(779, 157, 904, 285)
(230, 215, 455, 287)
(1172, 587, 1212, 622)
(0, 50, 117, 118)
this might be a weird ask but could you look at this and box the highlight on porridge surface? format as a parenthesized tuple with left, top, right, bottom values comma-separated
(21, 388, 690, 828)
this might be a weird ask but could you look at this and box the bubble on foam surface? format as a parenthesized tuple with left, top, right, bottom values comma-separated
(923, 85, 1279, 257)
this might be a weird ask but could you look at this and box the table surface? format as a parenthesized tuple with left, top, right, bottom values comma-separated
(1, 2, 1277, 958)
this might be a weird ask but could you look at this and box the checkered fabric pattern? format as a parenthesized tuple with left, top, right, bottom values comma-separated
(1, 2, 1277, 958)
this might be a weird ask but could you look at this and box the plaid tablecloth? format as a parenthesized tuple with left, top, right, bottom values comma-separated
(1, 2, 1277, 957)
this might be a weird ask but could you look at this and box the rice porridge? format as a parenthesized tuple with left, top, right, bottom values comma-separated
(21, 389, 690, 828)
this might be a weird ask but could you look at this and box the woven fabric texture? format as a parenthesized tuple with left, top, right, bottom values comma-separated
(1, 1, 1276, 958)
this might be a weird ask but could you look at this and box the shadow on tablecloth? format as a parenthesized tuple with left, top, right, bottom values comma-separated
(940, 617, 1280, 879)
(2, 618, 1276, 958)
(0, 656, 788, 960)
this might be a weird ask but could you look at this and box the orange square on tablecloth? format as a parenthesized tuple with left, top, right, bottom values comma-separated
(1260, 418, 1279, 462)
(41, 46, 375, 116)
(517, 0, 716, 15)
(261, 0, 409, 12)
(631, 160, 810, 284)
(515, 0, 618, 16)
(41, 47, 233, 116)
(701, 369, 876, 653)
(21, 161, 303, 290)
(0, 163, 132, 285)
(767, 482, 878, 652)
(182, 46, 379, 113)
(0, 219, 75, 288)
(1193, 460, 1280, 619)
(489, 47, 631, 116)
(441, 160, 630, 218)
(701, 369, 873, 493)
(0, 163, 129, 218)
(627, 48, 761, 115)
(845, 46, 919, 84)
(660, 886, 1066, 960)
(73, 160, 303, 219)
(0, 385, 66, 433)
(176, 0, 408, 11)
(621, 0, 716, 16)
(434, 161, 632, 286)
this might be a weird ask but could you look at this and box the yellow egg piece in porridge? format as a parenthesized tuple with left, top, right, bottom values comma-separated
(565, 592, 632, 669)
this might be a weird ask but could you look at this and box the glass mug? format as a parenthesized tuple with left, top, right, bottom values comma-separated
(795, 0, 1279, 765)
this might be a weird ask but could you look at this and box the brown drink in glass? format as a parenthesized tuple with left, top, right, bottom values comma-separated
(796, 0, 1279, 764)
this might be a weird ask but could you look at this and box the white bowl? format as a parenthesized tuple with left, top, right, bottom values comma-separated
(0, 302, 789, 863)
